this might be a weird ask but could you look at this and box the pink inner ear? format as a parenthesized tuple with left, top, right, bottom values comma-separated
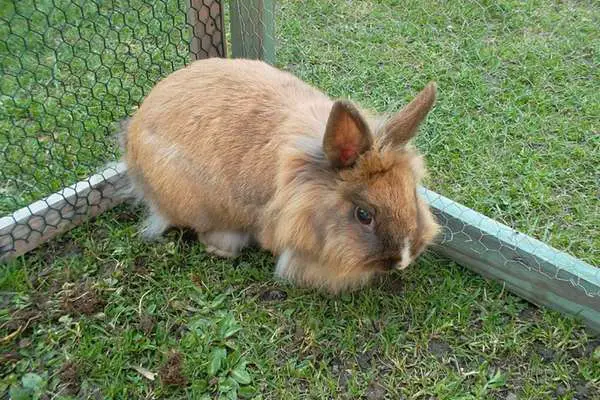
(339, 146, 356, 164)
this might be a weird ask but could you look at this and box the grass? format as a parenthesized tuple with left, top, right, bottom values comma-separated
(1, 0, 599, 399)
(1, 207, 599, 399)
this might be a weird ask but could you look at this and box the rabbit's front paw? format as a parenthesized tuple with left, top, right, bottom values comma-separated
(200, 231, 250, 259)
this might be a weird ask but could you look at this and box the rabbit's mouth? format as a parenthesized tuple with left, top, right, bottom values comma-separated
(363, 253, 405, 272)
(378, 257, 402, 272)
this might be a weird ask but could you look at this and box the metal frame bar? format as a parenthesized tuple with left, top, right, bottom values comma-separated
(0, 163, 128, 262)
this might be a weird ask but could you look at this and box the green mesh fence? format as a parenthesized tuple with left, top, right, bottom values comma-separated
(0, 0, 225, 257)
(0, 0, 225, 213)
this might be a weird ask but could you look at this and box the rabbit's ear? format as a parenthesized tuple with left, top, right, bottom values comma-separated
(382, 82, 436, 147)
(323, 101, 373, 168)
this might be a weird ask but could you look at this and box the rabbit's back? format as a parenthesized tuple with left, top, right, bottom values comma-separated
(124, 58, 333, 233)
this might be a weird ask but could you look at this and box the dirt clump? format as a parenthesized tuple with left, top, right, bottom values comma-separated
(133, 256, 150, 275)
(138, 314, 156, 335)
(259, 289, 287, 302)
(4, 308, 42, 335)
(159, 351, 188, 387)
(59, 361, 81, 395)
(365, 380, 387, 400)
(61, 284, 105, 316)
(428, 338, 452, 358)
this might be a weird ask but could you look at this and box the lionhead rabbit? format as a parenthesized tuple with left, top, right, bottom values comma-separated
(121, 58, 440, 293)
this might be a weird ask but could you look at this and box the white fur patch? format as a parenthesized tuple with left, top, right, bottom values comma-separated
(275, 249, 293, 279)
(203, 231, 250, 255)
(140, 206, 170, 241)
(396, 238, 412, 270)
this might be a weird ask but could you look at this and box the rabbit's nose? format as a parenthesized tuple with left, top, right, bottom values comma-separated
(394, 259, 411, 270)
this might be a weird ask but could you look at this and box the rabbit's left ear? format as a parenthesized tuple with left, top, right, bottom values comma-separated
(323, 101, 373, 168)
(382, 82, 436, 147)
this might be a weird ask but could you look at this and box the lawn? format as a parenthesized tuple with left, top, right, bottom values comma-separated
(1, 0, 599, 399)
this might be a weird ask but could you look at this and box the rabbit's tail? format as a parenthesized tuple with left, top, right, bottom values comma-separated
(97, 117, 141, 204)
(117, 117, 131, 153)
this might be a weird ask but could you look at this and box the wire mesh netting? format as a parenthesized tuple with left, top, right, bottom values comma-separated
(0, 0, 226, 258)
(229, 0, 274, 63)
(1, 0, 598, 304)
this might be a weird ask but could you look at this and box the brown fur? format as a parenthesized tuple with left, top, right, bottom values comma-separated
(122, 58, 439, 293)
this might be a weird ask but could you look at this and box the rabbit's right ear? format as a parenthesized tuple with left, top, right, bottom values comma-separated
(381, 82, 436, 148)
(323, 101, 373, 168)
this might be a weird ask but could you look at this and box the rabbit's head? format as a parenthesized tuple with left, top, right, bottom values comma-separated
(261, 83, 440, 293)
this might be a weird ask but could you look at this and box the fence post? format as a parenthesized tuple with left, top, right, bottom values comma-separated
(229, 0, 275, 64)
(188, 0, 227, 60)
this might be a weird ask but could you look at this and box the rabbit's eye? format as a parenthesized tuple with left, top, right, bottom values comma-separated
(354, 206, 373, 225)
